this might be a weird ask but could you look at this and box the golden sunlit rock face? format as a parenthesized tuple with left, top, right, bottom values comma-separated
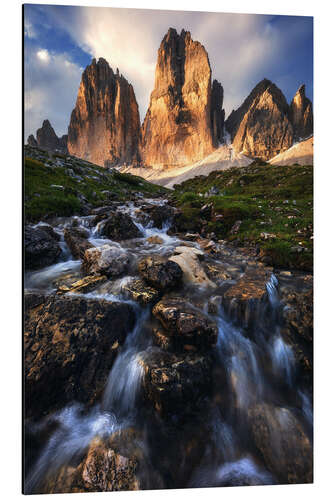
(226, 79, 294, 161)
(68, 58, 141, 167)
(141, 28, 223, 168)
(290, 84, 313, 140)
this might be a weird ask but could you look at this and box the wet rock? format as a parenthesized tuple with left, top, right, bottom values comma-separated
(44, 429, 163, 494)
(102, 212, 143, 240)
(152, 297, 218, 350)
(82, 244, 130, 278)
(169, 246, 216, 288)
(248, 404, 313, 484)
(204, 263, 232, 284)
(64, 227, 94, 260)
(139, 348, 212, 416)
(222, 267, 272, 328)
(24, 292, 136, 419)
(57, 274, 107, 294)
(141, 204, 175, 229)
(123, 279, 160, 306)
(38, 224, 60, 241)
(138, 256, 182, 291)
(281, 288, 313, 375)
(146, 235, 164, 245)
(25, 225, 61, 270)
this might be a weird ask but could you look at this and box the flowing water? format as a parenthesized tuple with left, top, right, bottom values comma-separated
(24, 198, 313, 492)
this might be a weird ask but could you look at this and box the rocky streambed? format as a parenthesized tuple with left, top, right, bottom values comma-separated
(24, 195, 313, 493)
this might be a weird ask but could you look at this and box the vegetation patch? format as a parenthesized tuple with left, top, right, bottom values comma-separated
(24, 146, 168, 221)
(171, 161, 313, 271)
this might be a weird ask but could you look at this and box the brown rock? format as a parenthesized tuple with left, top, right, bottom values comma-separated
(248, 404, 313, 484)
(25, 225, 61, 270)
(68, 58, 140, 167)
(226, 79, 293, 161)
(122, 279, 160, 306)
(138, 255, 183, 291)
(138, 348, 212, 416)
(102, 212, 143, 240)
(152, 297, 218, 350)
(141, 28, 221, 167)
(82, 244, 130, 277)
(57, 274, 107, 294)
(64, 227, 94, 260)
(222, 267, 272, 327)
(290, 84, 313, 140)
(24, 292, 135, 419)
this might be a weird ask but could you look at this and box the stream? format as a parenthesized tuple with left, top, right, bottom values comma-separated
(24, 198, 313, 492)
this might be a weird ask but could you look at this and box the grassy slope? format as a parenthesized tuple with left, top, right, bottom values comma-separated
(171, 162, 313, 271)
(24, 150, 168, 221)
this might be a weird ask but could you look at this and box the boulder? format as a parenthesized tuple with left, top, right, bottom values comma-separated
(122, 279, 160, 306)
(222, 267, 272, 328)
(146, 235, 164, 245)
(248, 404, 313, 484)
(138, 256, 182, 291)
(57, 274, 107, 294)
(141, 204, 175, 229)
(152, 297, 218, 350)
(64, 227, 94, 260)
(169, 246, 216, 288)
(43, 429, 163, 494)
(102, 212, 142, 240)
(24, 292, 136, 419)
(138, 348, 212, 416)
(25, 226, 61, 270)
(82, 244, 130, 278)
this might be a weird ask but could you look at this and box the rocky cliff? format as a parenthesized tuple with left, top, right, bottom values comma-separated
(225, 79, 294, 161)
(28, 119, 68, 153)
(141, 28, 224, 168)
(290, 84, 313, 140)
(67, 58, 141, 167)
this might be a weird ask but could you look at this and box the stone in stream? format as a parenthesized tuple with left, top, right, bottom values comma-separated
(82, 244, 130, 278)
(122, 279, 160, 306)
(146, 235, 164, 245)
(140, 204, 175, 229)
(64, 227, 94, 260)
(24, 292, 136, 419)
(43, 429, 163, 494)
(169, 246, 216, 288)
(102, 212, 143, 240)
(57, 274, 107, 294)
(222, 267, 273, 328)
(280, 287, 313, 376)
(37, 224, 60, 241)
(248, 403, 313, 484)
(138, 348, 212, 417)
(138, 256, 183, 292)
(25, 225, 62, 270)
(152, 297, 218, 351)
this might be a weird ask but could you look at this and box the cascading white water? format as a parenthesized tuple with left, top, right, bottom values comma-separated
(216, 311, 263, 411)
(102, 308, 150, 418)
(25, 404, 119, 493)
(25, 198, 312, 492)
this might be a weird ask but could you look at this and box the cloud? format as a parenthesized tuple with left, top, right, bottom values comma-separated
(24, 19, 37, 39)
(24, 47, 82, 141)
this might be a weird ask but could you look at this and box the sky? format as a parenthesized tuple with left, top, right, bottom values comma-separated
(24, 4, 313, 141)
